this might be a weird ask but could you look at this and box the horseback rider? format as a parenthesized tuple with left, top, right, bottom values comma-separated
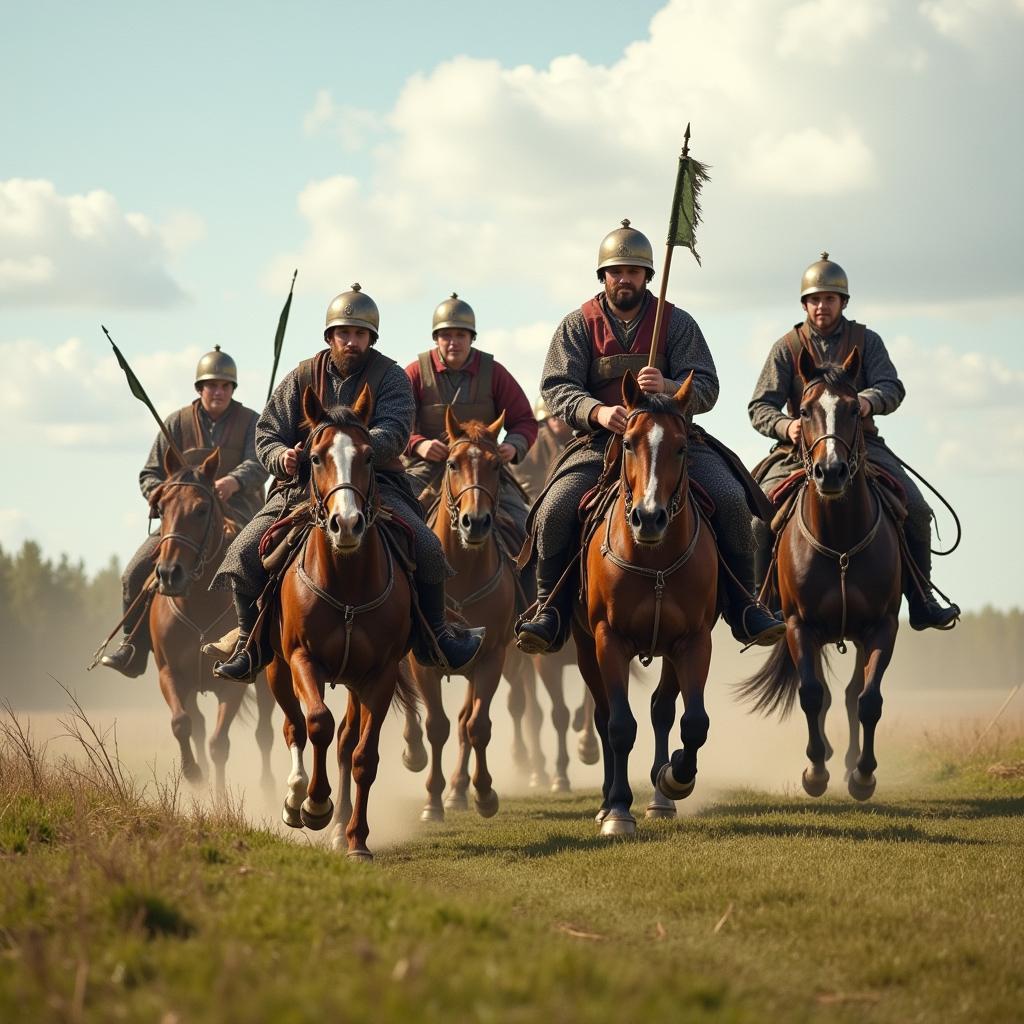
(748, 252, 959, 631)
(101, 346, 268, 677)
(515, 220, 784, 654)
(404, 292, 536, 540)
(512, 395, 573, 501)
(211, 284, 486, 682)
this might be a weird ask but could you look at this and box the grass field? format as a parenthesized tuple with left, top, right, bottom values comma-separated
(2, 698, 1023, 1024)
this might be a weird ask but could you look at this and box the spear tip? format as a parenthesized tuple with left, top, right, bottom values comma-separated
(682, 122, 691, 158)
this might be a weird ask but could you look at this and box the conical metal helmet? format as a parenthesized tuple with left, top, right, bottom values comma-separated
(194, 345, 238, 388)
(533, 394, 551, 421)
(432, 292, 476, 336)
(800, 252, 850, 299)
(597, 219, 655, 274)
(325, 283, 380, 337)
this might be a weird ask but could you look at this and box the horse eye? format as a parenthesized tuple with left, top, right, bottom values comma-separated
(310, 454, 321, 465)
(677, 446, 686, 457)
(622, 439, 632, 452)
(365, 450, 374, 464)
(799, 407, 810, 418)
(194, 505, 209, 517)
(447, 461, 456, 471)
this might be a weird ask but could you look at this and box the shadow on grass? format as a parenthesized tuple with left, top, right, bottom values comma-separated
(693, 817, 986, 845)
(699, 794, 1024, 822)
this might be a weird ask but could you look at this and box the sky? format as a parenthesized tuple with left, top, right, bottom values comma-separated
(2, 0, 1022, 611)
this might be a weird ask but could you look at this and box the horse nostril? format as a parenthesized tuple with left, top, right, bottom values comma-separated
(837, 464, 848, 479)
(655, 509, 667, 530)
(461, 513, 472, 530)
(629, 508, 642, 529)
(352, 514, 365, 536)
(481, 513, 492, 530)
(813, 463, 825, 479)
(328, 513, 341, 533)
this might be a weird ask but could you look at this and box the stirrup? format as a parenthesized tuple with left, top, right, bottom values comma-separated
(213, 637, 258, 683)
(202, 627, 241, 659)
(732, 603, 786, 648)
(515, 605, 563, 655)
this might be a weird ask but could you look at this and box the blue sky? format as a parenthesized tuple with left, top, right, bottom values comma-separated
(2, 0, 1022, 610)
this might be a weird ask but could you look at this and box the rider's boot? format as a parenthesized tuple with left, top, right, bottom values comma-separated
(903, 532, 959, 631)
(719, 541, 786, 646)
(212, 592, 263, 683)
(751, 518, 779, 615)
(100, 600, 152, 678)
(413, 578, 486, 673)
(515, 554, 573, 655)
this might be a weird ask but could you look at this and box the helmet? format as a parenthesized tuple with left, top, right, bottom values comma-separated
(597, 219, 655, 275)
(533, 394, 552, 421)
(325, 282, 380, 337)
(800, 252, 850, 300)
(194, 345, 237, 389)
(432, 292, 476, 336)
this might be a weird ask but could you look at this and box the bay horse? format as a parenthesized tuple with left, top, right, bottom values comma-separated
(267, 384, 416, 860)
(575, 371, 719, 837)
(401, 407, 515, 822)
(738, 347, 901, 800)
(149, 448, 276, 796)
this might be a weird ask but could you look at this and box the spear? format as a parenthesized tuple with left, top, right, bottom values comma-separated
(648, 123, 711, 368)
(267, 268, 298, 403)
(102, 325, 187, 466)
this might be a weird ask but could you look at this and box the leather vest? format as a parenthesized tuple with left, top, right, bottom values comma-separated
(415, 349, 496, 439)
(295, 348, 404, 470)
(581, 295, 670, 406)
(783, 320, 876, 435)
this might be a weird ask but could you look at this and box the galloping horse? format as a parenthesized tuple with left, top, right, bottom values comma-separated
(575, 371, 719, 837)
(267, 385, 415, 860)
(739, 347, 901, 800)
(149, 448, 275, 795)
(402, 408, 515, 822)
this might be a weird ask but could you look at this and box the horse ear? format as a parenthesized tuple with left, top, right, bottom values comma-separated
(352, 382, 374, 424)
(672, 371, 694, 415)
(164, 444, 183, 477)
(842, 345, 862, 382)
(797, 345, 818, 384)
(485, 409, 506, 441)
(445, 405, 465, 440)
(301, 385, 326, 429)
(621, 370, 642, 410)
(199, 447, 220, 482)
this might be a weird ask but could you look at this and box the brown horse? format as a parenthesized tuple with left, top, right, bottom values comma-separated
(149, 449, 276, 795)
(267, 384, 416, 860)
(574, 371, 719, 837)
(401, 407, 515, 822)
(738, 347, 901, 800)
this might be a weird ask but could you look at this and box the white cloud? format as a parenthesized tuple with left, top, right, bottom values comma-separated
(736, 128, 875, 195)
(0, 179, 190, 308)
(303, 88, 384, 151)
(778, 0, 889, 60)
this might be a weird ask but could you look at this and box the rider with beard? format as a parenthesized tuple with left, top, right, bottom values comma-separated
(210, 284, 485, 681)
(515, 220, 784, 655)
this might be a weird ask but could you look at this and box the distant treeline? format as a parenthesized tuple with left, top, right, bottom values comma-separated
(0, 540, 1021, 709)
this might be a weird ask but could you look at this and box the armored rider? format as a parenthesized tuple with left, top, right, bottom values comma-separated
(101, 346, 268, 677)
(211, 284, 486, 682)
(748, 253, 959, 630)
(512, 395, 573, 502)
(404, 293, 536, 540)
(515, 220, 784, 654)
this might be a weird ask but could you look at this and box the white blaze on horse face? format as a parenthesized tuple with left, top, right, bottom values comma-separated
(639, 423, 665, 512)
(819, 391, 839, 465)
(328, 432, 360, 526)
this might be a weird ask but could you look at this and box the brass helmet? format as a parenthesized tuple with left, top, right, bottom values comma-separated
(432, 292, 476, 337)
(800, 252, 850, 300)
(597, 219, 655, 275)
(533, 394, 552, 421)
(324, 282, 380, 338)
(194, 345, 237, 390)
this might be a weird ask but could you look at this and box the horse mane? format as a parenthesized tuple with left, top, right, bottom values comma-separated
(629, 392, 686, 417)
(304, 404, 368, 435)
(455, 419, 498, 444)
(804, 361, 858, 395)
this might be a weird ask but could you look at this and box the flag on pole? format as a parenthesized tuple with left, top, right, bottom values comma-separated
(268, 269, 298, 402)
(665, 126, 710, 265)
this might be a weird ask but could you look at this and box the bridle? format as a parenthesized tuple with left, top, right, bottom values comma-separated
(619, 407, 689, 526)
(150, 474, 225, 582)
(305, 420, 380, 533)
(799, 378, 865, 482)
(443, 435, 500, 530)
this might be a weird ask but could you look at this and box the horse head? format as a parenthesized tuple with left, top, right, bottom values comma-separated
(302, 383, 377, 555)
(444, 406, 506, 547)
(151, 447, 222, 595)
(620, 370, 693, 546)
(796, 346, 864, 499)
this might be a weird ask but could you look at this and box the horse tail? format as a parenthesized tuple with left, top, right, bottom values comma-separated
(735, 636, 800, 719)
(392, 657, 420, 718)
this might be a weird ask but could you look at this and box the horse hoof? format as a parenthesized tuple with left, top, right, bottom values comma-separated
(571, 707, 585, 732)
(577, 736, 600, 766)
(444, 789, 469, 812)
(529, 771, 548, 790)
(475, 789, 500, 819)
(645, 786, 677, 819)
(656, 763, 695, 802)
(595, 806, 609, 824)
(420, 804, 445, 824)
(402, 745, 428, 773)
(281, 801, 303, 829)
(599, 810, 636, 838)
(346, 848, 374, 863)
(300, 797, 334, 831)
(801, 767, 830, 798)
(182, 762, 203, 785)
(550, 776, 571, 794)
(848, 770, 877, 802)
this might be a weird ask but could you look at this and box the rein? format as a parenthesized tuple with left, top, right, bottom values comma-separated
(150, 476, 226, 582)
(305, 420, 381, 533)
(799, 379, 865, 482)
(619, 407, 689, 526)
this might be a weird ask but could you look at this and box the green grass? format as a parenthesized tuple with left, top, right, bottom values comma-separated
(1, 703, 1022, 1024)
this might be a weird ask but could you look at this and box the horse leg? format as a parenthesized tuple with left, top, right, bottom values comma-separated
(594, 625, 636, 837)
(646, 660, 678, 818)
(659, 633, 712, 803)
(819, 670, 834, 763)
(504, 655, 530, 777)
(184, 688, 210, 782)
(340, 680, 392, 861)
(289, 651, 334, 830)
(445, 684, 473, 811)
(208, 685, 244, 800)
(843, 645, 868, 780)
(849, 617, 898, 801)
(330, 694, 361, 850)
(254, 674, 277, 800)
(789, 622, 830, 797)
(523, 657, 548, 789)
(401, 701, 427, 773)
(575, 685, 600, 766)
(538, 655, 571, 793)
(414, 663, 449, 822)
(158, 663, 202, 785)
(268, 656, 308, 829)
(573, 625, 612, 821)
(467, 651, 503, 818)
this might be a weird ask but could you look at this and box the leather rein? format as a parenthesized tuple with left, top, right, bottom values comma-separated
(150, 475, 226, 583)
